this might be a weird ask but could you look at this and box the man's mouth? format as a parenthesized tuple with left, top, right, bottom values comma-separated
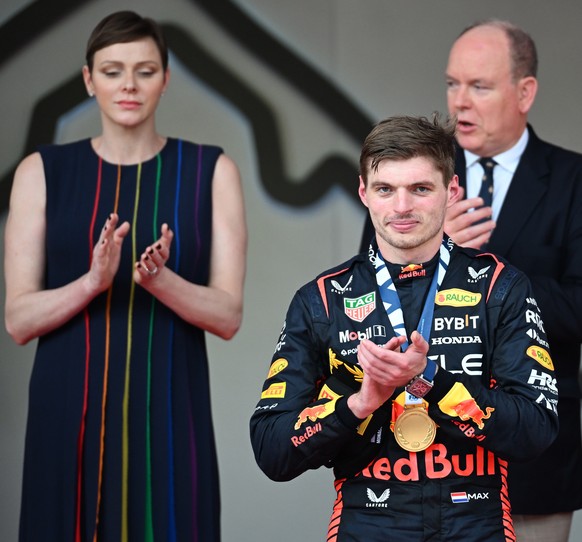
(388, 219, 418, 233)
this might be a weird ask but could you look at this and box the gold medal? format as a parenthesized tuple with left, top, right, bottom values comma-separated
(394, 407, 436, 452)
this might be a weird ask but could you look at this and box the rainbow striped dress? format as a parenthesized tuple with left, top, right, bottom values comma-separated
(20, 138, 222, 542)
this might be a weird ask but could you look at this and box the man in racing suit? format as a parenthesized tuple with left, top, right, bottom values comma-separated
(250, 115, 558, 542)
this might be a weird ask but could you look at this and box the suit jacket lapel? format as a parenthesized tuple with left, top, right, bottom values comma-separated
(454, 143, 466, 189)
(488, 128, 550, 255)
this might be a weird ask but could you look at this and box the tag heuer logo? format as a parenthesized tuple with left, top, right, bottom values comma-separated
(344, 292, 376, 322)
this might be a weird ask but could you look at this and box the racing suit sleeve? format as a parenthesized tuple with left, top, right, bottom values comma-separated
(250, 286, 365, 482)
(424, 267, 559, 462)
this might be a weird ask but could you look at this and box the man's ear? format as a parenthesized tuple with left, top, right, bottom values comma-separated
(447, 174, 461, 206)
(358, 176, 369, 208)
(518, 76, 538, 114)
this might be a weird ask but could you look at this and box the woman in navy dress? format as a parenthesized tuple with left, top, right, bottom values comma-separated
(4, 11, 247, 541)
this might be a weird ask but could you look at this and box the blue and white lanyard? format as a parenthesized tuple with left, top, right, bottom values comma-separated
(374, 240, 450, 403)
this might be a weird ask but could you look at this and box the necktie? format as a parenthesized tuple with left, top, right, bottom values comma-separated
(478, 157, 496, 208)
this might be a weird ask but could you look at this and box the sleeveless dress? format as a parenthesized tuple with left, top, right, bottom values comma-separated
(19, 138, 223, 542)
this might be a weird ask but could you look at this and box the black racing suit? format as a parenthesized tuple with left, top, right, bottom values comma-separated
(250, 240, 558, 542)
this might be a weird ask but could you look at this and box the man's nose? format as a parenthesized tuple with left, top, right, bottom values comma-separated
(393, 190, 413, 213)
(451, 85, 470, 110)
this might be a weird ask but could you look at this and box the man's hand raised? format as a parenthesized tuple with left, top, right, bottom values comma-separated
(348, 331, 430, 419)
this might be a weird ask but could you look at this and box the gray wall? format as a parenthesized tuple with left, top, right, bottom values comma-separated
(1, 1, 581, 540)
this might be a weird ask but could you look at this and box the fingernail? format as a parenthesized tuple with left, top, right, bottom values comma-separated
(156, 244, 162, 250)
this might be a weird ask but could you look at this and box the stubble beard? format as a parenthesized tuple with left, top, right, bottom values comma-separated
(374, 212, 445, 256)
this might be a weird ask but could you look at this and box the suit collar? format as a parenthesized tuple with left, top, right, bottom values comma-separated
(489, 126, 550, 254)
(462, 128, 529, 174)
(455, 142, 467, 189)
(455, 126, 550, 255)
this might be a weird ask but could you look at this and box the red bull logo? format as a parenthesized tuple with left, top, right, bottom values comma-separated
(401, 263, 423, 273)
(360, 444, 498, 481)
(399, 263, 426, 280)
(291, 422, 322, 447)
(294, 401, 335, 430)
(450, 399, 494, 429)
(453, 421, 486, 441)
(438, 382, 495, 430)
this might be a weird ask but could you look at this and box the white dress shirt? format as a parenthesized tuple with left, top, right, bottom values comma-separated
(464, 128, 529, 221)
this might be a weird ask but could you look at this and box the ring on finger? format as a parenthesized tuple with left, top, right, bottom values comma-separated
(142, 262, 158, 275)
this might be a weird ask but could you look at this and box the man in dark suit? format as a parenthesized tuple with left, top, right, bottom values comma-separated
(360, 19, 582, 542)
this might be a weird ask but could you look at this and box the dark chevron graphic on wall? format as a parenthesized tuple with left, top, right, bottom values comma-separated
(0, 0, 374, 213)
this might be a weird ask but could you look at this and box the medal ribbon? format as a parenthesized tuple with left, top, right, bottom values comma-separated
(374, 240, 450, 404)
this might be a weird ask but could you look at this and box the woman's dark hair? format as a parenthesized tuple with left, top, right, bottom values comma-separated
(85, 11, 168, 71)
